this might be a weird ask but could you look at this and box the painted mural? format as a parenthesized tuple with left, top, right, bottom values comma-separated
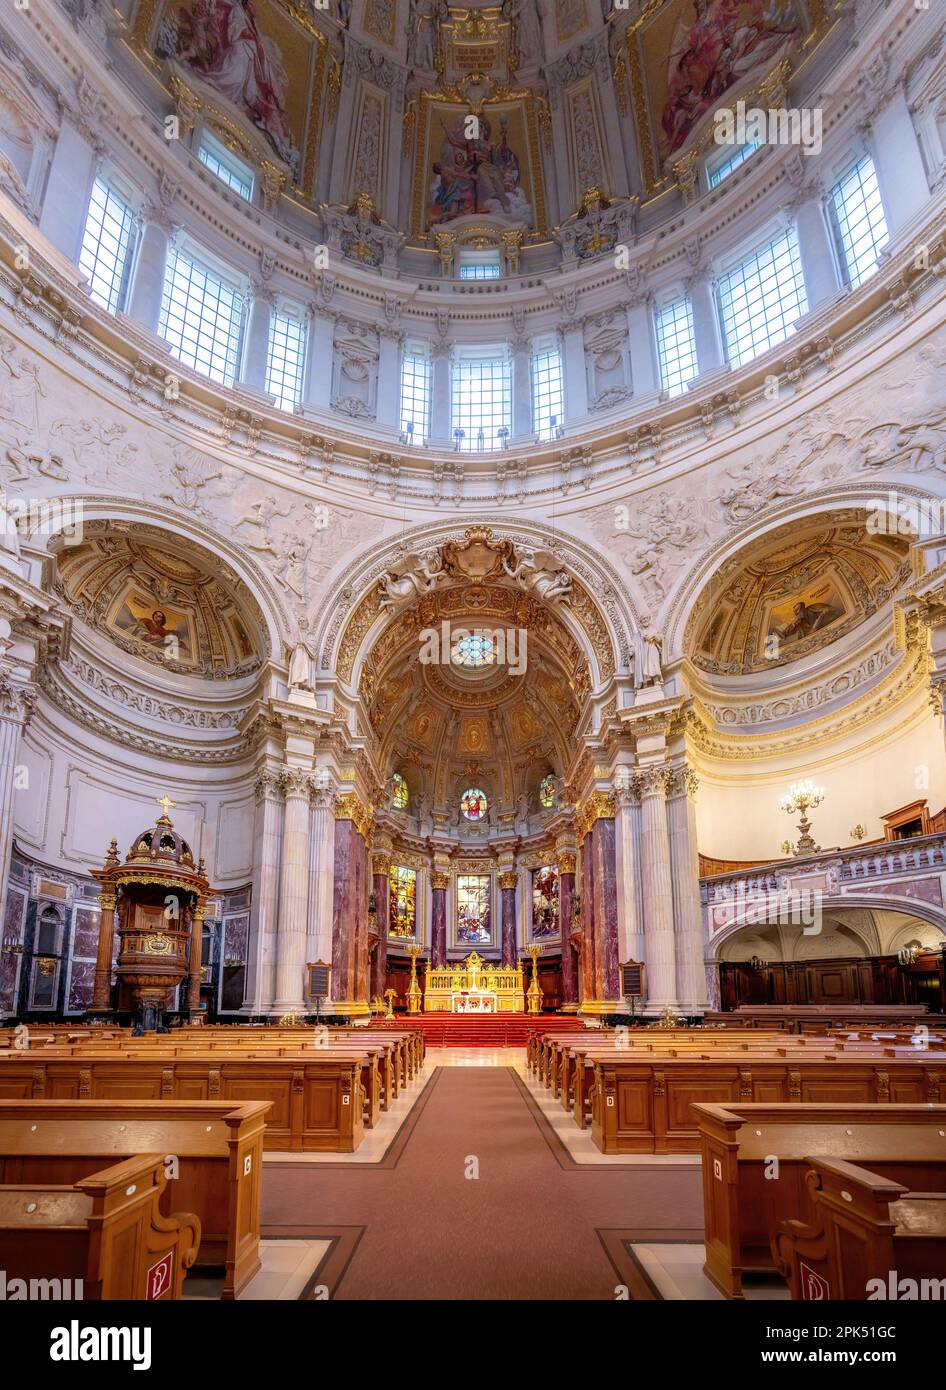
(419, 100, 538, 232)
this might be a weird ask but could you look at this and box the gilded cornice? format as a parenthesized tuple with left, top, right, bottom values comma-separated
(576, 790, 615, 843)
(334, 790, 374, 843)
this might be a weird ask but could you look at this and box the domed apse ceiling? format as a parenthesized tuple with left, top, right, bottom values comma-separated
(126, 0, 828, 225)
(54, 525, 266, 678)
(689, 518, 911, 676)
(359, 562, 590, 829)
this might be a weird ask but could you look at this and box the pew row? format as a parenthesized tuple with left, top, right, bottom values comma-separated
(0, 1055, 367, 1152)
(0, 1099, 269, 1298)
(587, 1055, 946, 1154)
(0, 1152, 200, 1299)
(692, 1101, 946, 1297)
(774, 1155, 946, 1300)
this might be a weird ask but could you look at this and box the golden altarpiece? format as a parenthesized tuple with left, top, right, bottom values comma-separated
(90, 799, 213, 1032)
(423, 950, 525, 1013)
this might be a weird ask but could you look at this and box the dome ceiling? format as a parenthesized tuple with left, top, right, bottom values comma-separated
(689, 518, 911, 676)
(54, 524, 266, 678)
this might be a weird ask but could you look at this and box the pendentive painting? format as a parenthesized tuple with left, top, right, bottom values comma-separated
(628, 0, 818, 185)
(531, 866, 560, 941)
(415, 99, 542, 235)
(112, 592, 194, 662)
(134, 0, 325, 187)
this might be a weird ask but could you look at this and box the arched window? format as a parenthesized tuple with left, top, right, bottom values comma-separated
(390, 772, 409, 810)
(460, 787, 489, 821)
(538, 774, 557, 809)
(451, 632, 496, 668)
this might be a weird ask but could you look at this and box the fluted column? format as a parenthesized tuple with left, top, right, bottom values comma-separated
(626, 297, 658, 398)
(370, 851, 391, 1000)
(246, 769, 282, 1014)
(430, 870, 448, 969)
(636, 765, 679, 1014)
(556, 850, 579, 1010)
(614, 777, 644, 967)
(242, 281, 274, 392)
(869, 84, 929, 234)
(303, 308, 335, 410)
(499, 871, 518, 966)
(273, 768, 313, 1014)
(667, 768, 707, 1016)
(186, 903, 204, 1019)
(38, 114, 97, 261)
(307, 781, 335, 1000)
(126, 208, 172, 336)
(0, 680, 33, 940)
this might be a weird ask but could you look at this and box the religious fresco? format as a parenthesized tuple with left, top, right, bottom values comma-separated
(137, 0, 328, 189)
(413, 97, 545, 235)
(113, 592, 194, 662)
(531, 865, 559, 940)
(456, 874, 493, 944)
(766, 581, 845, 650)
(626, 0, 814, 186)
(389, 865, 418, 938)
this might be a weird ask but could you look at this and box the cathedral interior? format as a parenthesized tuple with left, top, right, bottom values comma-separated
(1, 0, 946, 1329)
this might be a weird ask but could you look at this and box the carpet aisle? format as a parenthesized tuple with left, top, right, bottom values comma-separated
(262, 1065, 703, 1300)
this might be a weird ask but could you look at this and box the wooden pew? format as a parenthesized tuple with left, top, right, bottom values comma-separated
(0, 1099, 269, 1298)
(774, 1155, 946, 1300)
(0, 1053, 366, 1152)
(693, 1101, 946, 1297)
(0, 1152, 199, 1299)
(588, 1054, 946, 1154)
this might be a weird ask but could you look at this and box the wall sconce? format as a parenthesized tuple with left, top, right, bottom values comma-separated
(747, 954, 769, 971)
(898, 945, 921, 966)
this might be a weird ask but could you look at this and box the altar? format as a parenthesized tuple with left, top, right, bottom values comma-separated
(423, 950, 524, 1013)
(451, 991, 497, 1013)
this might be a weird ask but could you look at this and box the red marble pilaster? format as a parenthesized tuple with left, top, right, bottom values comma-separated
(369, 866, 390, 999)
(499, 873, 517, 967)
(331, 817, 370, 1008)
(430, 872, 448, 968)
(559, 870, 579, 1005)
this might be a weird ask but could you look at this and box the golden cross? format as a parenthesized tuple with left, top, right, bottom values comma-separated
(156, 794, 176, 819)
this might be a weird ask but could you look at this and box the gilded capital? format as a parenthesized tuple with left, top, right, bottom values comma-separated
(498, 871, 518, 890)
(556, 851, 577, 875)
(431, 870, 450, 890)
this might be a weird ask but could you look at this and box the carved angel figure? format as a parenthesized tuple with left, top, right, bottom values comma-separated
(377, 549, 448, 610)
(502, 548, 572, 605)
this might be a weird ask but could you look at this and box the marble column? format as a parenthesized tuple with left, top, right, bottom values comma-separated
(686, 272, 724, 375)
(793, 190, 841, 309)
(186, 903, 204, 1019)
(38, 115, 98, 261)
(579, 798, 620, 1011)
(370, 852, 391, 1000)
(556, 851, 579, 1009)
(241, 282, 274, 393)
(272, 769, 313, 1014)
(331, 799, 371, 1015)
(869, 85, 930, 234)
(499, 871, 518, 967)
(430, 870, 448, 969)
(667, 768, 707, 1016)
(512, 338, 533, 441)
(126, 209, 172, 336)
(246, 770, 282, 1014)
(637, 765, 679, 1014)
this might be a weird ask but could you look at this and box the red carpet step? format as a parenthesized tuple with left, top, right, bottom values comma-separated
(389, 1012, 587, 1048)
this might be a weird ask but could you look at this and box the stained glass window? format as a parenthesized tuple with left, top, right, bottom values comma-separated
(390, 772, 409, 810)
(538, 774, 557, 809)
(451, 633, 495, 668)
(532, 866, 560, 938)
(389, 865, 417, 938)
(460, 787, 488, 821)
(456, 874, 491, 944)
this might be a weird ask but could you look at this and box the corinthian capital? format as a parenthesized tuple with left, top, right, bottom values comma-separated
(634, 763, 674, 799)
(0, 674, 36, 726)
(279, 767, 314, 799)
